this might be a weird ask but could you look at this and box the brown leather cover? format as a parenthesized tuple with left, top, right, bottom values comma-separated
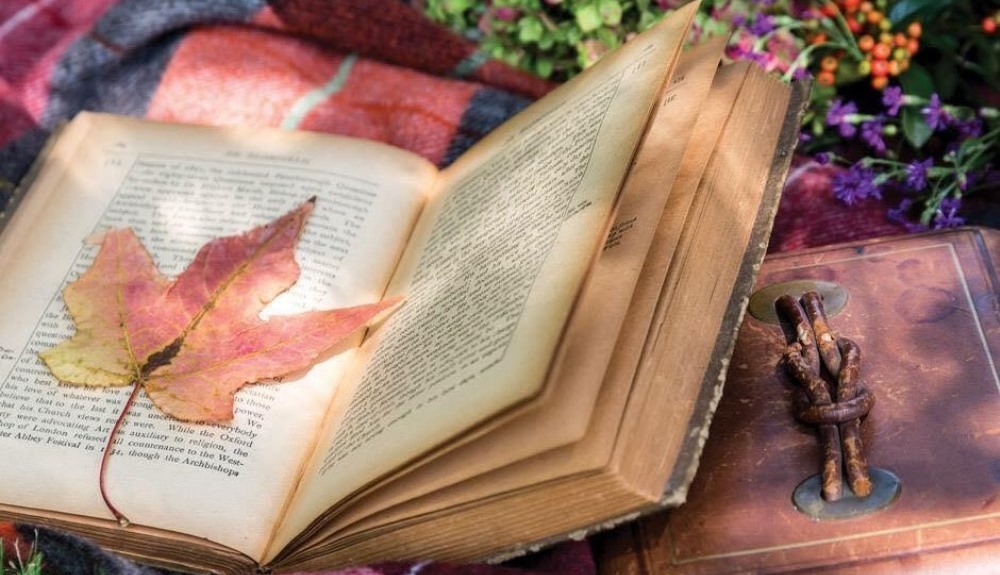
(595, 228, 1000, 574)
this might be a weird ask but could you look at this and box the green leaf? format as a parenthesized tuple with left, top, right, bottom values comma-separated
(599, 0, 623, 26)
(443, 0, 474, 13)
(535, 57, 554, 79)
(920, 33, 959, 53)
(933, 60, 959, 100)
(538, 29, 555, 50)
(899, 63, 934, 99)
(972, 35, 1000, 84)
(597, 27, 620, 50)
(888, 0, 950, 24)
(901, 106, 933, 149)
(518, 16, 544, 43)
(566, 25, 583, 44)
(574, 4, 602, 33)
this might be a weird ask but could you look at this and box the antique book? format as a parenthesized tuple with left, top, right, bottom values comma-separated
(0, 4, 808, 572)
(594, 227, 1000, 574)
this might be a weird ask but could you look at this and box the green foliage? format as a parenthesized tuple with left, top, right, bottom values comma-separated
(0, 538, 44, 575)
(888, 0, 946, 24)
(898, 64, 934, 147)
(422, 0, 675, 80)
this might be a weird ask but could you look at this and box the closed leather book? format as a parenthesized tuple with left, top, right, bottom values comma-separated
(596, 227, 1000, 574)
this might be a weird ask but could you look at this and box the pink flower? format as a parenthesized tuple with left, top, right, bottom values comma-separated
(493, 7, 520, 22)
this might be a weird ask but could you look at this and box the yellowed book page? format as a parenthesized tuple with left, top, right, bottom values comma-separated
(277, 38, 727, 548)
(0, 112, 433, 560)
(287, 63, 757, 551)
(269, 2, 700, 557)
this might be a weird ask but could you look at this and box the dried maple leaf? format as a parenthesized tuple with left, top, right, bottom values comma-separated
(40, 198, 398, 524)
(41, 198, 397, 422)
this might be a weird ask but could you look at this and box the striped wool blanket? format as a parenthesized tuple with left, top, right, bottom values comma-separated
(0, 1, 918, 574)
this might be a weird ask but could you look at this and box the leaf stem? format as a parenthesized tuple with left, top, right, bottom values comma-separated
(100, 384, 140, 528)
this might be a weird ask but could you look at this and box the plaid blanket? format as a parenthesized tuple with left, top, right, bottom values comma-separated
(0, 0, 919, 573)
(0, 0, 552, 208)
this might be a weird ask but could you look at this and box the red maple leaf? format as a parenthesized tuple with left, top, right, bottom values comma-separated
(42, 198, 396, 421)
(39, 199, 397, 523)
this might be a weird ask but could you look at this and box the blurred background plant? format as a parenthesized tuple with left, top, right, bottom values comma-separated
(420, 0, 998, 229)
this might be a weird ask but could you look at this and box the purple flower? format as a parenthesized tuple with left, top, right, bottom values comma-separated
(887, 198, 912, 223)
(826, 99, 858, 138)
(933, 197, 965, 229)
(748, 14, 776, 36)
(832, 164, 881, 205)
(882, 86, 904, 116)
(922, 94, 950, 131)
(905, 158, 933, 192)
(887, 198, 928, 232)
(956, 117, 983, 139)
(860, 118, 887, 154)
(815, 151, 833, 165)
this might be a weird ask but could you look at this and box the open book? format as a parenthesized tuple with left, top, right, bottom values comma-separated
(0, 5, 808, 572)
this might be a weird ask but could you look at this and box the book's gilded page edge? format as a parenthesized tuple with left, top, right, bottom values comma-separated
(659, 76, 812, 504)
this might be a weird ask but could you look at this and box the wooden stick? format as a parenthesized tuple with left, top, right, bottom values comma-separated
(802, 291, 841, 376)
(837, 338, 873, 497)
(776, 295, 820, 373)
(784, 344, 843, 501)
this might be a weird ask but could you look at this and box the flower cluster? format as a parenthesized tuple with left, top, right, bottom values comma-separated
(805, 0, 922, 90)
(820, 88, 997, 229)
(423, 1, 999, 229)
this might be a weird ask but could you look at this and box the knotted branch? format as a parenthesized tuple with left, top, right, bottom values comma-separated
(776, 291, 875, 500)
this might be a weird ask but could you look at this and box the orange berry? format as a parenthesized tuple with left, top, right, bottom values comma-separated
(845, 0, 861, 11)
(907, 38, 920, 55)
(817, 70, 836, 86)
(858, 35, 875, 51)
(873, 42, 891, 60)
(871, 59, 889, 77)
(859, 1, 873, 13)
(868, 10, 883, 24)
(888, 60, 901, 76)
(821, 3, 838, 17)
(880, 32, 893, 44)
(811, 31, 829, 45)
(821, 56, 839, 72)
(847, 17, 862, 33)
(871, 75, 889, 90)
(984, 17, 998, 34)
(907, 21, 922, 38)
(894, 33, 907, 47)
